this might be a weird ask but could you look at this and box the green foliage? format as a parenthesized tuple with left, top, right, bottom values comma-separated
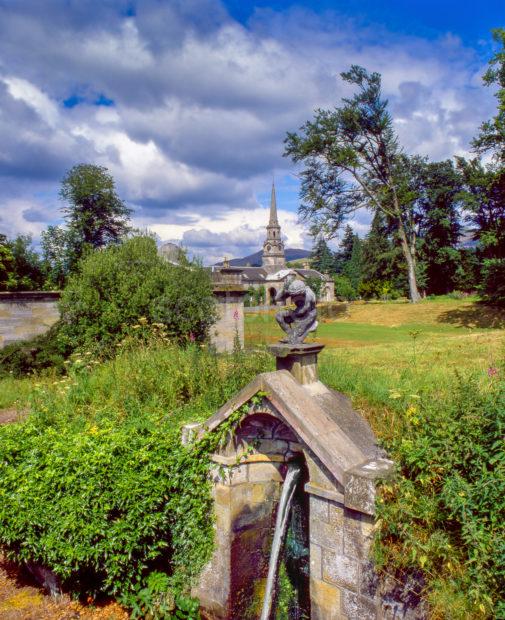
(415, 160, 463, 295)
(457, 158, 505, 262)
(358, 280, 400, 301)
(0, 343, 272, 611)
(284, 65, 423, 302)
(374, 373, 505, 618)
(303, 275, 323, 299)
(319, 343, 505, 619)
(57, 235, 216, 356)
(0, 324, 70, 378)
(40, 225, 78, 289)
(60, 163, 131, 265)
(0, 234, 45, 291)
(479, 258, 505, 304)
(473, 28, 505, 164)
(310, 237, 334, 274)
(122, 571, 201, 619)
(332, 275, 357, 300)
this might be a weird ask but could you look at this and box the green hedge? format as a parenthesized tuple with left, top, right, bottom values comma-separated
(0, 344, 272, 610)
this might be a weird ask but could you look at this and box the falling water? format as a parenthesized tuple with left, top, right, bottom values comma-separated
(260, 461, 302, 620)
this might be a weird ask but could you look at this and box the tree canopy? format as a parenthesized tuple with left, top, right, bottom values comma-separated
(284, 65, 423, 301)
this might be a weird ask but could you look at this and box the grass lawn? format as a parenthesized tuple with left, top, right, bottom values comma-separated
(245, 297, 504, 376)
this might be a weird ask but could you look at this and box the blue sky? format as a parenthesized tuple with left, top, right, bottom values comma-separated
(225, 0, 502, 48)
(0, 0, 502, 263)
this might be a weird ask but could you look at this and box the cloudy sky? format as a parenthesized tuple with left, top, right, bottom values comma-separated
(0, 0, 502, 264)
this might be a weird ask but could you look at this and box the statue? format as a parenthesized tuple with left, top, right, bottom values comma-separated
(274, 276, 318, 344)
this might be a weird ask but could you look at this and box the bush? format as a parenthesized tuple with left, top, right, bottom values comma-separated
(374, 373, 505, 618)
(0, 343, 272, 608)
(359, 279, 401, 300)
(333, 275, 357, 300)
(479, 258, 505, 305)
(0, 324, 70, 378)
(58, 235, 216, 356)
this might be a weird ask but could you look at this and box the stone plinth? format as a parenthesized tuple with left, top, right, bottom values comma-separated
(211, 268, 247, 353)
(268, 342, 324, 385)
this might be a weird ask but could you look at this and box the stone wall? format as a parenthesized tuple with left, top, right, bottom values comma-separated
(0, 292, 60, 348)
(211, 291, 245, 353)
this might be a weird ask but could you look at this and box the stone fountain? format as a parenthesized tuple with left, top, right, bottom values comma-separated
(184, 279, 397, 619)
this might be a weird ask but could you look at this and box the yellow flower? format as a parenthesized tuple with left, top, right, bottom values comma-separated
(89, 425, 98, 435)
(406, 405, 418, 416)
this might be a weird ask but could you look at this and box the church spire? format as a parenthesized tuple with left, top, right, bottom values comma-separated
(262, 179, 286, 273)
(269, 181, 279, 226)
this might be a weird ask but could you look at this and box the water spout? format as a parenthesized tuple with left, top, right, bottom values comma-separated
(260, 461, 302, 620)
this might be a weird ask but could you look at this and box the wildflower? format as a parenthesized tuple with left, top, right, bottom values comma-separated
(189, 332, 196, 342)
(488, 366, 498, 377)
(89, 425, 98, 435)
(406, 405, 417, 417)
(233, 309, 239, 321)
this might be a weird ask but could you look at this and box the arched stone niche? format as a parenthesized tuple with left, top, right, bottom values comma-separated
(187, 345, 396, 620)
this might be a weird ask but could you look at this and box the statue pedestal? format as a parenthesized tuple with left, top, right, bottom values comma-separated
(268, 343, 325, 385)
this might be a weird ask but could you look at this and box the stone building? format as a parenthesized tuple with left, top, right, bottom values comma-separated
(215, 184, 335, 306)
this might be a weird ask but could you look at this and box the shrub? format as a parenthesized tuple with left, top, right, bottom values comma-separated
(359, 279, 401, 300)
(333, 275, 357, 301)
(479, 258, 505, 305)
(0, 343, 272, 609)
(0, 324, 70, 378)
(58, 235, 216, 356)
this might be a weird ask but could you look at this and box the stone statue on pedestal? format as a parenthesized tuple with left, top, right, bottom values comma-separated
(274, 277, 318, 344)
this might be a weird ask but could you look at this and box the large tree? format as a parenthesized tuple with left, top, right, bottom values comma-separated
(472, 28, 505, 164)
(310, 236, 335, 273)
(60, 163, 131, 264)
(285, 66, 423, 301)
(415, 160, 463, 295)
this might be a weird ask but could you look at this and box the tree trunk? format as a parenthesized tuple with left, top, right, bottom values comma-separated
(397, 222, 422, 303)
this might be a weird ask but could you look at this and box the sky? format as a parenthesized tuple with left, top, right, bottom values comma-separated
(0, 0, 502, 264)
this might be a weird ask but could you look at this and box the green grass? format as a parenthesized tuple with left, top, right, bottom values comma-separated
(246, 298, 505, 618)
(245, 298, 504, 379)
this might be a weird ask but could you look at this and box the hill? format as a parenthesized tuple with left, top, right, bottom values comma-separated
(215, 248, 310, 267)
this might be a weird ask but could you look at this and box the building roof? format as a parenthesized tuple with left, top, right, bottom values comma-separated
(201, 370, 388, 497)
(237, 266, 267, 281)
(295, 268, 327, 280)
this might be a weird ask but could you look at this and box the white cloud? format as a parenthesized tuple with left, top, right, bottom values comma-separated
(0, 0, 496, 255)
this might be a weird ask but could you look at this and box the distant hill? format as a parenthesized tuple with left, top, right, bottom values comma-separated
(215, 248, 311, 267)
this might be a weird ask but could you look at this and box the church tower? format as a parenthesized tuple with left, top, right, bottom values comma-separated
(262, 182, 286, 273)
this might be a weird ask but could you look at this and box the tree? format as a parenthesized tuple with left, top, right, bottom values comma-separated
(457, 158, 505, 260)
(58, 236, 216, 355)
(0, 235, 16, 291)
(472, 28, 505, 164)
(285, 66, 423, 301)
(343, 234, 363, 293)
(415, 160, 463, 295)
(334, 225, 355, 274)
(59, 164, 131, 268)
(0, 234, 45, 291)
(361, 212, 398, 285)
(311, 237, 334, 273)
(40, 226, 78, 289)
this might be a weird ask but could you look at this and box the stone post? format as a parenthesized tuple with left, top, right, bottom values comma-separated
(211, 268, 247, 353)
(268, 342, 324, 385)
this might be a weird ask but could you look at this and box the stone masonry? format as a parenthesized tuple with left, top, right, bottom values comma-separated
(186, 345, 399, 619)
(0, 292, 60, 348)
(211, 268, 247, 353)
